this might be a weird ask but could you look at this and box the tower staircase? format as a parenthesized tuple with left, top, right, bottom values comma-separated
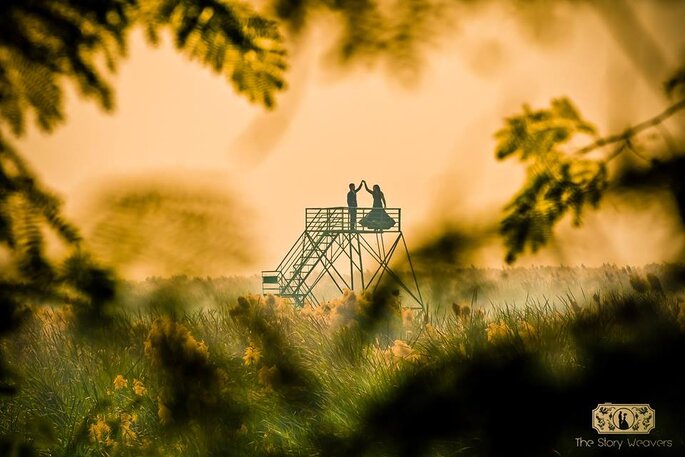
(262, 207, 423, 309)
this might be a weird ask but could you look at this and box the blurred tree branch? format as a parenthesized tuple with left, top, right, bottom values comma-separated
(138, 0, 287, 108)
(0, 0, 288, 308)
(573, 98, 685, 157)
(497, 67, 685, 263)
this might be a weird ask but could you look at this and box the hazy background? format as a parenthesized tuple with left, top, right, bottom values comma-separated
(15, 1, 685, 278)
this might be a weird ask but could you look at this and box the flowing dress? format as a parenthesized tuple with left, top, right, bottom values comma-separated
(360, 191, 395, 230)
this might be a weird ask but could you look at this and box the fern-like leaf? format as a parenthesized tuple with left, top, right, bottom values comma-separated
(140, 0, 287, 109)
(495, 98, 607, 263)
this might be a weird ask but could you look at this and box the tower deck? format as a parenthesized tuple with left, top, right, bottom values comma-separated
(304, 207, 401, 232)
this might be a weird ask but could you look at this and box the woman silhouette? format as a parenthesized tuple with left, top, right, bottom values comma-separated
(359, 183, 396, 230)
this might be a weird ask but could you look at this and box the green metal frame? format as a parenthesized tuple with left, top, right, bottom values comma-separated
(262, 207, 424, 309)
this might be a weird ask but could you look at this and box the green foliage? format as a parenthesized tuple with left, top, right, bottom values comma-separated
(139, 0, 287, 108)
(2, 276, 684, 456)
(0, 138, 81, 288)
(0, 137, 116, 317)
(495, 98, 608, 263)
(0, 0, 133, 324)
(0, 0, 287, 307)
(0, 0, 286, 140)
(0, 137, 115, 409)
(494, 98, 597, 160)
(495, 63, 685, 265)
(0, 0, 133, 136)
(0, 0, 287, 329)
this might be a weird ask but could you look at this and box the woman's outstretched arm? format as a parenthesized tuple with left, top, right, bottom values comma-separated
(363, 181, 372, 193)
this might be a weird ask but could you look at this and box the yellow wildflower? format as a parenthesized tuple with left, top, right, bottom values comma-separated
(486, 321, 509, 342)
(89, 416, 111, 444)
(113, 374, 128, 390)
(145, 317, 209, 367)
(132, 379, 147, 396)
(120, 413, 137, 445)
(197, 340, 210, 358)
(390, 339, 420, 361)
(183, 337, 209, 358)
(242, 345, 262, 366)
(391, 339, 412, 358)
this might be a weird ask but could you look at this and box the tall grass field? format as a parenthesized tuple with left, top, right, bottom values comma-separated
(1, 264, 685, 456)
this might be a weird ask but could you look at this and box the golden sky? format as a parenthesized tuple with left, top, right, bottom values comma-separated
(16, 1, 685, 278)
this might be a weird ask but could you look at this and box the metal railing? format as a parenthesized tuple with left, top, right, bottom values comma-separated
(262, 207, 403, 304)
(305, 207, 401, 232)
(261, 270, 281, 293)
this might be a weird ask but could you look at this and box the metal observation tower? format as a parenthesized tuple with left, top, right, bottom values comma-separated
(262, 207, 424, 309)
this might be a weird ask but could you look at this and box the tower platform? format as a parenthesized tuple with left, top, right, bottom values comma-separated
(262, 207, 423, 309)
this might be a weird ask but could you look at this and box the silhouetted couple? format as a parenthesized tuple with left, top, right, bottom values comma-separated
(347, 180, 395, 231)
(618, 411, 630, 430)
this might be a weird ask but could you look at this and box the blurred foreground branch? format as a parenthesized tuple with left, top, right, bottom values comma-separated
(496, 68, 685, 263)
(574, 97, 685, 157)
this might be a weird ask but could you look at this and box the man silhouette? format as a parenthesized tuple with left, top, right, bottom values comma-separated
(347, 181, 364, 230)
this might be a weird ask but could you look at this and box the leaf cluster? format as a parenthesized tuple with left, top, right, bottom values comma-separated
(0, 138, 115, 311)
(0, 0, 288, 315)
(138, 0, 287, 108)
(0, 0, 287, 140)
(0, 0, 134, 136)
(495, 98, 608, 263)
